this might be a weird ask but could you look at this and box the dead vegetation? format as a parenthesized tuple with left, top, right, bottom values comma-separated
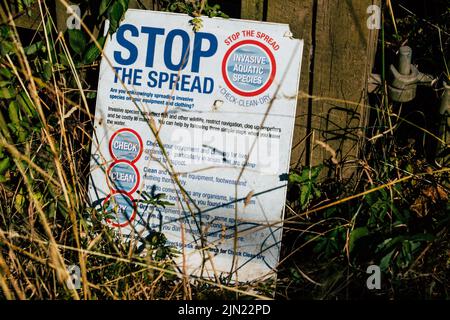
(0, 0, 448, 300)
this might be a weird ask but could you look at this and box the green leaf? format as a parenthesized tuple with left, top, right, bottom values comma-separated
(0, 41, 14, 56)
(380, 249, 395, 271)
(324, 207, 337, 218)
(99, 0, 113, 16)
(45, 18, 57, 63)
(300, 168, 310, 181)
(8, 101, 20, 124)
(107, 1, 125, 34)
(410, 241, 421, 253)
(376, 235, 404, 254)
(409, 233, 434, 242)
(86, 91, 97, 99)
(24, 41, 43, 55)
(17, 91, 35, 117)
(365, 192, 375, 206)
(310, 165, 323, 179)
(288, 172, 303, 184)
(118, 0, 129, 11)
(401, 241, 412, 265)
(0, 157, 10, 175)
(379, 188, 388, 200)
(68, 29, 87, 55)
(42, 61, 52, 81)
(313, 186, 321, 198)
(0, 87, 15, 99)
(83, 36, 106, 64)
(0, 68, 13, 79)
(349, 226, 369, 254)
(191, 17, 203, 32)
(300, 184, 310, 208)
(313, 238, 327, 253)
(14, 192, 25, 213)
(58, 53, 70, 67)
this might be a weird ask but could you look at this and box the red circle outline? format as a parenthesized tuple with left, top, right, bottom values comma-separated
(109, 128, 143, 163)
(103, 192, 136, 228)
(106, 160, 140, 194)
(222, 40, 277, 97)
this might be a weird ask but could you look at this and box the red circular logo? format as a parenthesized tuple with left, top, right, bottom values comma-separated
(222, 40, 276, 97)
(103, 192, 136, 228)
(106, 160, 140, 194)
(109, 128, 143, 163)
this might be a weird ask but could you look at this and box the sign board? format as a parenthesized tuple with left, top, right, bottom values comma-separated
(89, 9, 303, 282)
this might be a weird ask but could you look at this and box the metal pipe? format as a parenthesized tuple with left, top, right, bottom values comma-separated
(398, 46, 412, 76)
(440, 81, 449, 115)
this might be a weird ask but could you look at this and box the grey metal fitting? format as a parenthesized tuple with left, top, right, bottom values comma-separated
(388, 63, 419, 102)
(437, 81, 450, 155)
(440, 81, 449, 115)
(388, 46, 432, 102)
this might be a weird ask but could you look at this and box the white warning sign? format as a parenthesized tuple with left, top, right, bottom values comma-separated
(89, 9, 303, 282)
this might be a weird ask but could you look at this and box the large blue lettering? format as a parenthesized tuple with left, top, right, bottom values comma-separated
(114, 24, 139, 65)
(164, 29, 190, 71)
(192, 32, 218, 73)
(141, 27, 165, 68)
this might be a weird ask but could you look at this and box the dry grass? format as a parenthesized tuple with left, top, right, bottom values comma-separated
(0, 0, 448, 300)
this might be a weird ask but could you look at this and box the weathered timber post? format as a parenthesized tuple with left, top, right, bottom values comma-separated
(242, 0, 380, 181)
(241, 0, 264, 21)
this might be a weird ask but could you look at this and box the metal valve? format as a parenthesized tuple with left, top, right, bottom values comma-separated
(440, 81, 449, 116)
(438, 81, 450, 148)
(388, 46, 433, 102)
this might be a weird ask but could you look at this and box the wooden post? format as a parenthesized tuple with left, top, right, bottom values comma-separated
(9, 1, 42, 30)
(265, 0, 315, 171)
(265, 0, 379, 181)
(240, 0, 265, 21)
(308, 0, 378, 179)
